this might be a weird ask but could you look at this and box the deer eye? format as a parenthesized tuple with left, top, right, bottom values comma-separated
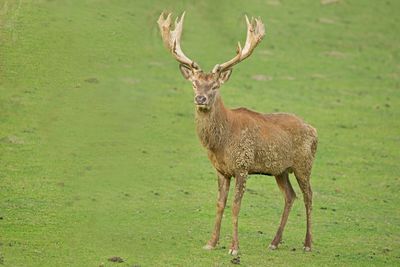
(211, 85, 219, 90)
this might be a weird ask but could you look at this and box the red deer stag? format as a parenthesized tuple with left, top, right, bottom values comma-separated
(157, 12, 318, 255)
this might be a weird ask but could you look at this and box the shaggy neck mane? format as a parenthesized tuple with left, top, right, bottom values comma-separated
(195, 96, 229, 151)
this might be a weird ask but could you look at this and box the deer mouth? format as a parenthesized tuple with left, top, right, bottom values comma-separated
(196, 104, 210, 111)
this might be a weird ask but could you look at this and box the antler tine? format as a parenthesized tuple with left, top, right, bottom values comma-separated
(212, 15, 265, 74)
(157, 12, 201, 71)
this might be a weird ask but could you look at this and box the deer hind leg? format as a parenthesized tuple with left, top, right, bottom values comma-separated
(294, 171, 313, 252)
(229, 172, 247, 256)
(269, 171, 296, 250)
(204, 171, 231, 250)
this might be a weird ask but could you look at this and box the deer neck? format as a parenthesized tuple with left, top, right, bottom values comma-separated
(195, 95, 229, 151)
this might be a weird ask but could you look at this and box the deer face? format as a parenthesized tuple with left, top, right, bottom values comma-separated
(179, 64, 232, 111)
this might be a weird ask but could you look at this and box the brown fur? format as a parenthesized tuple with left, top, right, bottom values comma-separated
(196, 95, 317, 179)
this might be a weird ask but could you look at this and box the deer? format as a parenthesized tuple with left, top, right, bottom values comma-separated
(157, 12, 318, 255)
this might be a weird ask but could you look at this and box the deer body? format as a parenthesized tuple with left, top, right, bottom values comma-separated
(196, 95, 317, 178)
(158, 12, 318, 255)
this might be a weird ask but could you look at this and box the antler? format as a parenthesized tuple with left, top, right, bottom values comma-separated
(157, 12, 201, 71)
(212, 16, 265, 73)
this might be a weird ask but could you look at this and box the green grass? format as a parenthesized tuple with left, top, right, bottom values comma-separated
(1, 0, 399, 266)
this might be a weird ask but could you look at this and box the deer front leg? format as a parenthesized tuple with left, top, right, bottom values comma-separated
(229, 173, 247, 256)
(204, 171, 231, 250)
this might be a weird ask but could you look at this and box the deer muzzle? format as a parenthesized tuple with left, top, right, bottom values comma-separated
(195, 95, 207, 105)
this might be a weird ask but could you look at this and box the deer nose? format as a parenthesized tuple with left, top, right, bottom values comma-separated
(195, 95, 207, 105)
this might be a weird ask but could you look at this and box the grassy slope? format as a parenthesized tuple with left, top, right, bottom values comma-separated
(0, 0, 399, 266)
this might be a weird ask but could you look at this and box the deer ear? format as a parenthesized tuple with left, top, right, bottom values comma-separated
(179, 64, 195, 81)
(218, 69, 232, 84)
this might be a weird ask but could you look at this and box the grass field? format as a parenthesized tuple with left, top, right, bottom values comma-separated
(1, 0, 399, 266)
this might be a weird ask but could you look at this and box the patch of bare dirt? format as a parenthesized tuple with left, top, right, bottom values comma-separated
(231, 256, 240, 264)
(324, 51, 346, 58)
(251, 74, 272, 81)
(1, 135, 25, 144)
(321, 0, 340, 5)
(108, 256, 124, 263)
(318, 17, 336, 24)
(258, 50, 274, 57)
(266, 0, 281, 6)
(281, 76, 296, 81)
(84, 77, 99, 84)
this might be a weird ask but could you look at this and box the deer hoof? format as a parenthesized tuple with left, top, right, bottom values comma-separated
(203, 244, 215, 250)
(303, 246, 312, 252)
(228, 249, 239, 256)
(268, 244, 277, 250)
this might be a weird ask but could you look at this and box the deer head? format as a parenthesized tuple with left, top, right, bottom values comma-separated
(157, 12, 265, 111)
